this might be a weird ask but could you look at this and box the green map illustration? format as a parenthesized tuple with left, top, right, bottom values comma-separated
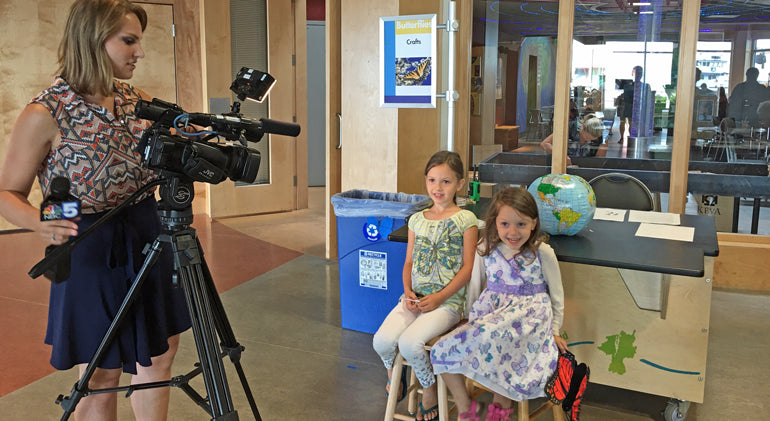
(598, 330, 637, 374)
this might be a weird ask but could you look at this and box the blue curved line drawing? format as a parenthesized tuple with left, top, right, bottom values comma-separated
(567, 341, 595, 347)
(640, 359, 700, 375)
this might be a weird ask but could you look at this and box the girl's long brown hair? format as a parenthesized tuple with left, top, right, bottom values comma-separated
(479, 187, 546, 264)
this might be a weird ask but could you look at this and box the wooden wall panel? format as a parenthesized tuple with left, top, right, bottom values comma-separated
(340, 0, 399, 192)
(714, 233, 770, 292)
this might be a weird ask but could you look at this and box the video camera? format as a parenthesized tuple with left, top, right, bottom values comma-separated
(134, 67, 300, 185)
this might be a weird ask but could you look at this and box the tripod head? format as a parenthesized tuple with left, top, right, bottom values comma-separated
(155, 175, 196, 230)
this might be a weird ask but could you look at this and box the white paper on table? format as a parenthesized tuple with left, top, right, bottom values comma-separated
(635, 223, 694, 242)
(593, 208, 627, 221)
(628, 210, 681, 225)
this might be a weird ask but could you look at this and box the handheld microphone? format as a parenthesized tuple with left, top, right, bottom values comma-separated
(40, 177, 81, 221)
(39, 177, 80, 283)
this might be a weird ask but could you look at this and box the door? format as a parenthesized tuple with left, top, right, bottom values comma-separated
(206, 0, 301, 217)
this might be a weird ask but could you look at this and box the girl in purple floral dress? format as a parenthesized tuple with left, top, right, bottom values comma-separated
(430, 187, 568, 421)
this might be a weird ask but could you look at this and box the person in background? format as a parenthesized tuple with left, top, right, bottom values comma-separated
(614, 92, 625, 138)
(0, 1, 191, 419)
(372, 151, 479, 421)
(715, 87, 728, 125)
(727, 67, 770, 127)
(431, 187, 567, 421)
(540, 113, 604, 159)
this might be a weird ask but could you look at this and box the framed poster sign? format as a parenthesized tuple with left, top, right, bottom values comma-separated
(379, 14, 437, 108)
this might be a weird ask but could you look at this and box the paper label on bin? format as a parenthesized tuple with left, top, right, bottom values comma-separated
(359, 250, 388, 289)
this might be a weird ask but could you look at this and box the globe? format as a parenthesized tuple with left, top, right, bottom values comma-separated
(527, 174, 596, 236)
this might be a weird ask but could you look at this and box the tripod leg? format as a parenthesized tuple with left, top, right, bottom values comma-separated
(57, 238, 166, 421)
(172, 231, 238, 420)
(198, 249, 262, 420)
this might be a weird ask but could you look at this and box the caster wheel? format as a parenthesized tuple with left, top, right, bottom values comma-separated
(663, 399, 690, 421)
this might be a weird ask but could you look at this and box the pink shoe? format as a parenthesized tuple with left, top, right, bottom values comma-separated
(486, 403, 514, 421)
(458, 400, 480, 421)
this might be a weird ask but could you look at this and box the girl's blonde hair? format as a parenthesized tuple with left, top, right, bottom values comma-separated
(58, 0, 147, 97)
(581, 113, 604, 139)
(424, 150, 465, 204)
(479, 187, 545, 264)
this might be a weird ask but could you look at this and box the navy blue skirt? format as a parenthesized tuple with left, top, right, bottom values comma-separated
(45, 196, 192, 374)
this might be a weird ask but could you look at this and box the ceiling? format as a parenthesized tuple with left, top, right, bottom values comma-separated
(473, 0, 770, 44)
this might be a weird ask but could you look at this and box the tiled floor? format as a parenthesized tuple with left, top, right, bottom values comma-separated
(0, 187, 768, 420)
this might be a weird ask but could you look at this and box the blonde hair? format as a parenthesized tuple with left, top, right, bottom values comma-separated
(58, 0, 147, 97)
(581, 114, 604, 139)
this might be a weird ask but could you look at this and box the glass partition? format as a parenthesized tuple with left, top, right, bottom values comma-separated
(692, 1, 770, 235)
(469, 0, 768, 235)
(468, 1, 560, 165)
(570, 1, 682, 161)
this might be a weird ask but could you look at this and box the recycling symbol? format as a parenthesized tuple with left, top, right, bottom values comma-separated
(363, 217, 394, 242)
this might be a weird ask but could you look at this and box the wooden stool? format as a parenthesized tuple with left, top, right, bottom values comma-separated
(383, 330, 461, 421)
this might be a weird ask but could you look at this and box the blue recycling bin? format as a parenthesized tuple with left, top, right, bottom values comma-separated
(331, 190, 428, 334)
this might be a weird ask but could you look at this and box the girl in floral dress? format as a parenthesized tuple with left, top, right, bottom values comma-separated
(430, 187, 568, 421)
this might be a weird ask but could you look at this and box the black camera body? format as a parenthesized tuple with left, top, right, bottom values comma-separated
(140, 126, 261, 184)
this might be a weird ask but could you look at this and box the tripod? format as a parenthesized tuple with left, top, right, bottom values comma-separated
(30, 177, 261, 420)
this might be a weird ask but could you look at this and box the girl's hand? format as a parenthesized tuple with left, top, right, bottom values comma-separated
(416, 292, 443, 313)
(403, 291, 421, 314)
(554, 335, 568, 354)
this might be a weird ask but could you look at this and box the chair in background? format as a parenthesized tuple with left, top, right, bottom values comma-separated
(589, 172, 667, 315)
(588, 172, 655, 211)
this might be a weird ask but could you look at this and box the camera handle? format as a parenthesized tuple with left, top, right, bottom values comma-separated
(30, 177, 261, 420)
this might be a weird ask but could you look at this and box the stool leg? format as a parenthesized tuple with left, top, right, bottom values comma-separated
(437, 375, 449, 421)
(407, 368, 419, 414)
(518, 400, 529, 420)
(551, 404, 566, 421)
(384, 354, 404, 421)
